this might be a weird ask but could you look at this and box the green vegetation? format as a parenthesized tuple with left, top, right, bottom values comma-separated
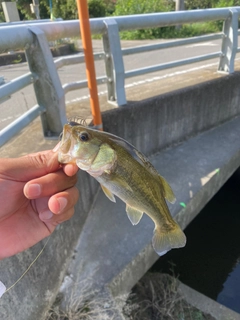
(113, 0, 240, 39)
(113, 0, 175, 39)
(123, 273, 216, 320)
(1, 0, 240, 39)
(46, 278, 117, 320)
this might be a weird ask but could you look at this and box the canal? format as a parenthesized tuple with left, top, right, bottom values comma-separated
(151, 170, 240, 314)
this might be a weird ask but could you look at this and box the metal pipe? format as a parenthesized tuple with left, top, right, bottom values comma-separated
(54, 54, 85, 69)
(176, 0, 185, 12)
(103, 8, 237, 32)
(63, 76, 107, 94)
(125, 52, 222, 78)
(54, 52, 104, 69)
(122, 33, 223, 56)
(0, 19, 59, 27)
(0, 73, 34, 101)
(0, 104, 44, 147)
(0, 8, 239, 52)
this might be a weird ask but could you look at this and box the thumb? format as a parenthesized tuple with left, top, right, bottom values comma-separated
(0, 150, 60, 182)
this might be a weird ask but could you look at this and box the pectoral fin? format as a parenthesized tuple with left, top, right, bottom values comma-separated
(126, 205, 143, 225)
(158, 175, 176, 204)
(101, 184, 116, 203)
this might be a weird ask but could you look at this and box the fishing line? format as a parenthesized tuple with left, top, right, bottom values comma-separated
(0, 236, 50, 298)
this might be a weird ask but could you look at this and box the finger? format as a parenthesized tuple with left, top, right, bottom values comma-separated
(62, 163, 79, 176)
(43, 207, 75, 233)
(24, 170, 78, 199)
(37, 187, 79, 232)
(48, 187, 79, 214)
(0, 151, 60, 182)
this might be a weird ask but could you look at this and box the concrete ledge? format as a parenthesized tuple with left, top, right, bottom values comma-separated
(103, 70, 240, 156)
(179, 280, 240, 320)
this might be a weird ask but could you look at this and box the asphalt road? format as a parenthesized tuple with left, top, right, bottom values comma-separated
(0, 38, 236, 130)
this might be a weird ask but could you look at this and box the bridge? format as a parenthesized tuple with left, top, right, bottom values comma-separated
(0, 8, 240, 320)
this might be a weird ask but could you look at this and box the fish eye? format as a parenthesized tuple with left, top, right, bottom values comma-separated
(79, 132, 89, 142)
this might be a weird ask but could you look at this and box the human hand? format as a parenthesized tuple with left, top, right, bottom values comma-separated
(0, 149, 79, 260)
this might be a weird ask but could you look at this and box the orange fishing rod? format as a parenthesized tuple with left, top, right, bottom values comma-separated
(76, 0, 102, 130)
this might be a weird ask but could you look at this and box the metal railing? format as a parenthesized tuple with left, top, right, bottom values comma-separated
(0, 7, 240, 147)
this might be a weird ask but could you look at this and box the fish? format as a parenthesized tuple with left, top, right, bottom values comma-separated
(58, 122, 186, 256)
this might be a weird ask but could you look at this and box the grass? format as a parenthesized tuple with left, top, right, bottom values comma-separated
(118, 21, 222, 40)
(46, 272, 216, 320)
(122, 273, 216, 320)
(45, 277, 119, 320)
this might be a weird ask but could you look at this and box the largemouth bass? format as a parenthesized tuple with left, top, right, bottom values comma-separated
(58, 122, 186, 256)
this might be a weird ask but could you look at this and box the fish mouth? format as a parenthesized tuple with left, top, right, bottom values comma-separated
(58, 153, 75, 164)
(58, 125, 76, 164)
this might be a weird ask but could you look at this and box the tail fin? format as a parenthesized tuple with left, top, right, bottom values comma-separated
(152, 222, 186, 256)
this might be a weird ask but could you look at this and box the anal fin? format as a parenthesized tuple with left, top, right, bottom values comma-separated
(101, 184, 116, 203)
(126, 205, 143, 225)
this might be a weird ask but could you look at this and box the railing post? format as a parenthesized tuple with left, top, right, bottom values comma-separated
(25, 26, 67, 138)
(102, 18, 126, 106)
(218, 9, 238, 74)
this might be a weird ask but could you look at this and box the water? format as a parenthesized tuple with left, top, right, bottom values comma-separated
(151, 170, 240, 314)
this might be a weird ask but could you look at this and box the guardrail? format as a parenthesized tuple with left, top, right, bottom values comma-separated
(0, 7, 240, 147)
(0, 18, 62, 27)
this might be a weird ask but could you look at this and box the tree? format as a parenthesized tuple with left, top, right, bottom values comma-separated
(88, 0, 106, 18)
(52, 0, 77, 20)
(185, 0, 218, 10)
(15, 0, 50, 20)
(113, 0, 176, 39)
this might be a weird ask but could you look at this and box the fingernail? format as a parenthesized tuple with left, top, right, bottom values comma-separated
(39, 210, 53, 220)
(26, 184, 41, 197)
(57, 197, 67, 213)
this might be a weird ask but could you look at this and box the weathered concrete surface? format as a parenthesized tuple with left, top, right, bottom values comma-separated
(179, 280, 240, 320)
(1, 64, 240, 319)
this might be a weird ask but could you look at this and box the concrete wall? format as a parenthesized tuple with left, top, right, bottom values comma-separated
(103, 72, 240, 156)
(1, 71, 240, 319)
